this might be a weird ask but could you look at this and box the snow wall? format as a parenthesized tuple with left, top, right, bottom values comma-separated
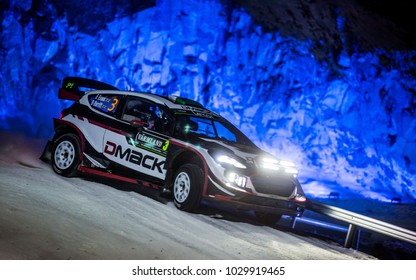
(1, 0, 415, 201)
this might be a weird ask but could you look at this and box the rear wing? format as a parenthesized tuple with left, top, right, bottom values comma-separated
(58, 76, 119, 101)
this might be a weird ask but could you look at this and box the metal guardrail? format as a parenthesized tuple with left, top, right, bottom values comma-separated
(298, 200, 416, 248)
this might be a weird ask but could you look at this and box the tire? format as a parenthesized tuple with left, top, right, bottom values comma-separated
(173, 163, 204, 212)
(254, 212, 282, 226)
(51, 133, 82, 177)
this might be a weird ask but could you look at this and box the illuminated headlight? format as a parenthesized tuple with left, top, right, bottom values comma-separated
(260, 157, 298, 175)
(279, 160, 295, 167)
(217, 155, 247, 169)
(226, 171, 247, 188)
(260, 157, 280, 170)
(285, 167, 298, 175)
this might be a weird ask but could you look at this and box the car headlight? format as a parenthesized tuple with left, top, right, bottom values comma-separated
(284, 167, 298, 175)
(279, 160, 295, 167)
(260, 157, 280, 170)
(225, 171, 247, 188)
(260, 157, 298, 175)
(216, 155, 247, 169)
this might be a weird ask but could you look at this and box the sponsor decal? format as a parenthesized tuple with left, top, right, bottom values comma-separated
(66, 82, 75, 89)
(180, 105, 216, 119)
(90, 95, 119, 113)
(104, 141, 165, 174)
(162, 140, 169, 151)
(134, 132, 169, 156)
(136, 133, 163, 148)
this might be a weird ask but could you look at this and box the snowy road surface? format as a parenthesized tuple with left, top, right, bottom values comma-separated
(0, 133, 373, 260)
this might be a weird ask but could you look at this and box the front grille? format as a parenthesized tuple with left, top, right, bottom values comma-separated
(250, 174, 296, 197)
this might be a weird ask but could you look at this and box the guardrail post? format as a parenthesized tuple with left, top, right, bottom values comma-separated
(355, 229, 361, 251)
(344, 224, 358, 248)
(306, 200, 416, 249)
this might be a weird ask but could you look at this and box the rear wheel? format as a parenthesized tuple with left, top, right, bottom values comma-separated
(254, 212, 282, 226)
(51, 133, 82, 177)
(173, 163, 204, 212)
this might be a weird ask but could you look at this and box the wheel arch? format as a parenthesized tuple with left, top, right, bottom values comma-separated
(51, 132, 83, 177)
(52, 119, 86, 158)
(164, 142, 209, 195)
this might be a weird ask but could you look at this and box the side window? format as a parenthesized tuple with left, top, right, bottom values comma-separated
(122, 97, 171, 135)
(89, 94, 121, 116)
(190, 117, 216, 137)
(214, 121, 237, 142)
(122, 98, 150, 122)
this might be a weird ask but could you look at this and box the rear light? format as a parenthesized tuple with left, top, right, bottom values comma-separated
(60, 108, 69, 119)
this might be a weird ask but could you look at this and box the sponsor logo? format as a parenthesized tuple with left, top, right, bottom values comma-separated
(66, 82, 74, 89)
(181, 105, 216, 118)
(134, 133, 169, 155)
(136, 133, 163, 148)
(246, 157, 255, 164)
(91, 95, 119, 113)
(104, 141, 165, 174)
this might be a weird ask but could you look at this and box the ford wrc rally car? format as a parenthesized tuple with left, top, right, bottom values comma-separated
(41, 77, 306, 224)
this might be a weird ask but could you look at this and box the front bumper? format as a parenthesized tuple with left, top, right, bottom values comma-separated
(204, 193, 305, 217)
(204, 172, 306, 217)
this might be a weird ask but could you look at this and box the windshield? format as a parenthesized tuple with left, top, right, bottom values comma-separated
(173, 114, 256, 147)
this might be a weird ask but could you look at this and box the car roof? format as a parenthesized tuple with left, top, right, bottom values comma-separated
(84, 89, 221, 118)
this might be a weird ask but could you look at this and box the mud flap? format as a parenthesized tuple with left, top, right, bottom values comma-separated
(39, 140, 53, 163)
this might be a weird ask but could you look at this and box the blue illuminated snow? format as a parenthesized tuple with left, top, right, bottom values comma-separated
(1, 0, 415, 202)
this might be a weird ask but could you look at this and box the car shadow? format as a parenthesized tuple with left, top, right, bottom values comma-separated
(80, 174, 309, 233)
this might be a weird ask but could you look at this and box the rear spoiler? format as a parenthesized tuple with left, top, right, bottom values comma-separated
(58, 76, 119, 101)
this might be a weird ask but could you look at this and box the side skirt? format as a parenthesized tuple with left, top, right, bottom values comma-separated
(78, 166, 163, 190)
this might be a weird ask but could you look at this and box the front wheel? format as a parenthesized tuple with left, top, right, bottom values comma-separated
(51, 133, 82, 177)
(173, 163, 204, 212)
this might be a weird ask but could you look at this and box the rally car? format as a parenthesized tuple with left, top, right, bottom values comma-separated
(41, 76, 306, 224)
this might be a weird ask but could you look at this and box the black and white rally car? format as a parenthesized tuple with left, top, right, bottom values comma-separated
(41, 77, 306, 224)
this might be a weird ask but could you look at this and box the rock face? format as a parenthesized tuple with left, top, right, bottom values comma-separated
(1, 0, 415, 201)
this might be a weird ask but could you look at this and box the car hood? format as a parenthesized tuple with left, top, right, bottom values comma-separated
(195, 137, 270, 167)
